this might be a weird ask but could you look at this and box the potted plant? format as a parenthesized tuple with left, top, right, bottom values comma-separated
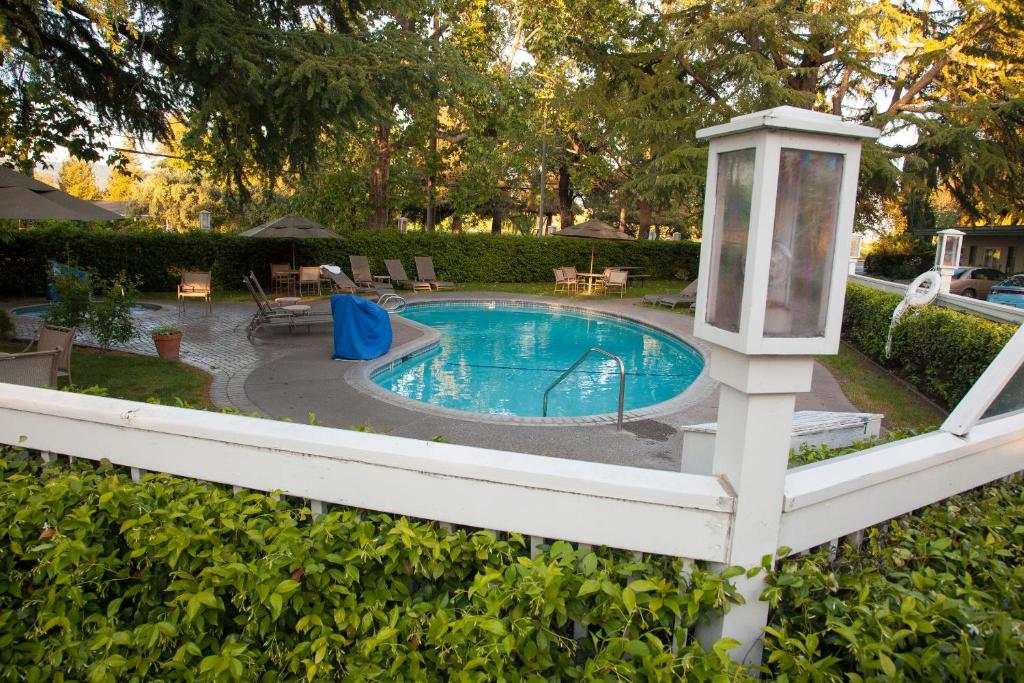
(151, 324, 182, 360)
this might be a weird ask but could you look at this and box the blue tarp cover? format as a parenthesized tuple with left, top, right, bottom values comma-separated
(331, 294, 392, 360)
(47, 261, 89, 301)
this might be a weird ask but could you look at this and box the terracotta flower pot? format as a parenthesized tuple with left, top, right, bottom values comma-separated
(152, 332, 182, 360)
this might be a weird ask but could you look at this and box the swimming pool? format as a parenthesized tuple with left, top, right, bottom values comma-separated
(373, 302, 704, 418)
(12, 302, 165, 317)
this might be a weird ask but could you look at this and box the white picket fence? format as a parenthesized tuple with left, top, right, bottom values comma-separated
(0, 373, 1022, 663)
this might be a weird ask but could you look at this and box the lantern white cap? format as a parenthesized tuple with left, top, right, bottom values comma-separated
(697, 106, 881, 142)
(937, 228, 965, 236)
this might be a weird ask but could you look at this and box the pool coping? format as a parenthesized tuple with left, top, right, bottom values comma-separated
(10, 300, 174, 319)
(344, 297, 717, 427)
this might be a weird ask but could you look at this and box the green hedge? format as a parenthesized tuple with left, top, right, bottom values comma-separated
(0, 227, 699, 296)
(842, 284, 1016, 409)
(765, 478, 1024, 680)
(0, 450, 745, 681)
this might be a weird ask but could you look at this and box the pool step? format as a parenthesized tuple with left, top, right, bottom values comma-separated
(680, 410, 883, 474)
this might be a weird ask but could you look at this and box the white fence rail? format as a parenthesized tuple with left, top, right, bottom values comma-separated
(849, 273, 1024, 324)
(0, 384, 734, 561)
(780, 412, 1024, 553)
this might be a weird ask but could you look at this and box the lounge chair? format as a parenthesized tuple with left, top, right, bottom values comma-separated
(177, 271, 212, 312)
(604, 269, 629, 298)
(320, 265, 394, 296)
(0, 349, 60, 387)
(414, 256, 455, 290)
(643, 281, 698, 309)
(20, 324, 77, 385)
(384, 259, 432, 292)
(242, 275, 333, 340)
(349, 256, 381, 288)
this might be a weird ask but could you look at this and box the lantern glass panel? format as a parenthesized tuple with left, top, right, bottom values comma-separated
(981, 362, 1024, 421)
(764, 149, 844, 338)
(706, 148, 756, 333)
(849, 234, 862, 259)
(942, 236, 959, 267)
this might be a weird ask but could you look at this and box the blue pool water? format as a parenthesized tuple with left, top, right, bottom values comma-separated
(13, 302, 163, 317)
(374, 303, 704, 418)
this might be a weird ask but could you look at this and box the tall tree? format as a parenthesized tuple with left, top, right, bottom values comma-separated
(58, 158, 100, 200)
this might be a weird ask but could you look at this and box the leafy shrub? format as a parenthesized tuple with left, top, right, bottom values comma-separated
(89, 272, 141, 349)
(841, 284, 1015, 409)
(764, 477, 1024, 680)
(863, 234, 934, 280)
(0, 450, 746, 681)
(43, 271, 92, 328)
(0, 226, 700, 296)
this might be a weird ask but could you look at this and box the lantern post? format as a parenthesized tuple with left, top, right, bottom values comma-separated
(935, 228, 964, 294)
(849, 232, 863, 275)
(688, 107, 879, 663)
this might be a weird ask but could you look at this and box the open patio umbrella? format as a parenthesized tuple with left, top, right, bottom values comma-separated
(238, 213, 341, 268)
(551, 218, 634, 272)
(0, 166, 121, 221)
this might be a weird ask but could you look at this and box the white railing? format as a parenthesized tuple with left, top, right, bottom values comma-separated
(849, 273, 1024, 324)
(2, 381, 1023, 662)
(0, 384, 733, 561)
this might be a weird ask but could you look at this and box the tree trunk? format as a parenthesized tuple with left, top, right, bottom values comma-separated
(638, 201, 653, 240)
(491, 209, 504, 235)
(451, 213, 463, 235)
(368, 123, 392, 231)
(425, 113, 438, 232)
(558, 163, 572, 229)
(618, 203, 627, 232)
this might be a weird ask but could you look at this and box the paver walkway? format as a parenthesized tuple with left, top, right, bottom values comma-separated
(7, 293, 860, 471)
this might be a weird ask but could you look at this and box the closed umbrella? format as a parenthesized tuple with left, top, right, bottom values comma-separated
(239, 214, 341, 268)
(0, 166, 121, 221)
(551, 219, 634, 273)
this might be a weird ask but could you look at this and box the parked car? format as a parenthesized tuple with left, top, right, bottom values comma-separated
(986, 274, 1024, 308)
(949, 267, 1005, 299)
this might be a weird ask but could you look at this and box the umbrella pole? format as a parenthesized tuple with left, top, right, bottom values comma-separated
(590, 246, 595, 273)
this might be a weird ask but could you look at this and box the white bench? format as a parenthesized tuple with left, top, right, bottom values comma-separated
(681, 410, 883, 474)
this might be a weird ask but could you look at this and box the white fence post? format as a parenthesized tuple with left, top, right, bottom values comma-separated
(694, 351, 814, 665)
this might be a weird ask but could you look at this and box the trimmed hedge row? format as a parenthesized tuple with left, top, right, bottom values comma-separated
(766, 477, 1024, 680)
(0, 227, 700, 296)
(842, 283, 1016, 409)
(0, 451, 745, 681)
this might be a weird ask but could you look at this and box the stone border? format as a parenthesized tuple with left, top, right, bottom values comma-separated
(344, 297, 717, 427)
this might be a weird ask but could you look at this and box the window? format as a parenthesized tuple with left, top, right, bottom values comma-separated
(1007, 246, 1016, 273)
(984, 248, 1002, 268)
(968, 245, 977, 265)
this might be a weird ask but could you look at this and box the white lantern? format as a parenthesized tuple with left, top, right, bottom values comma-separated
(935, 228, 964, 269)
(198, 210, 211, 231)
(693, 106, 879, 356)
(848, 233, 863, 275)
(397, 216, 408, 234)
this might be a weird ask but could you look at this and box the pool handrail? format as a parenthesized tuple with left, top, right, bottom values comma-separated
(542, 347, 626, 430)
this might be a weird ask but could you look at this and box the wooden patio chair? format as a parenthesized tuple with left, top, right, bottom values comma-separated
(414, 256, 455, 290)
(384, 259, 432, 292)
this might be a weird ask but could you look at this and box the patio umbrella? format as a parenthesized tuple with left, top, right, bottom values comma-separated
(0, 166, 121, 221)
(238, 213, 341, 268)
(551, 219, 634, 272)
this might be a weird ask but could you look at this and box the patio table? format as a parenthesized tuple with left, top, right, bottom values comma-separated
(577, 272, 606, 295)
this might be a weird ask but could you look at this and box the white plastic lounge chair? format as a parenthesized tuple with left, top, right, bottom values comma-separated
(384, 259, 432, 292)
(0, 349, 60, 387)
(643, 280, 698, 309)
(21, 324, 77, 385)
(414, 256, 455, 290)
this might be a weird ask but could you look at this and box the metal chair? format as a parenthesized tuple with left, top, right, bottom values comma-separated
(270, 263, 293, 295)
(297, 266, 322, 296)
(0, 350, 60, 387)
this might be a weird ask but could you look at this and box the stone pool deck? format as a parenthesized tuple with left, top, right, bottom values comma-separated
(6, 293, 858, 471)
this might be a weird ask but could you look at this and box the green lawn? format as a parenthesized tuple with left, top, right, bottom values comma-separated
(1, 341, 211, 408)
(815, 342, 946, 431)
